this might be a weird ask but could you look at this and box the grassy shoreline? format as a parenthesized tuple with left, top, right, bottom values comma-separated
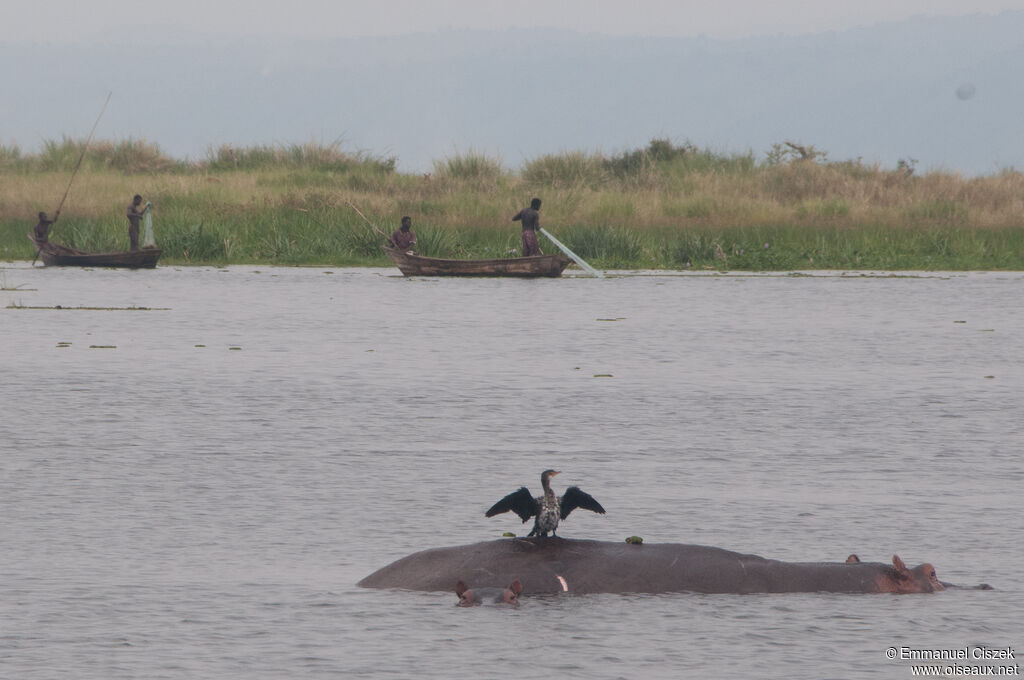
(2, 139, 1023, 270)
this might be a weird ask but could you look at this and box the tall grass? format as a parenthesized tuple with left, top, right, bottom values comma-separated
(35, 137, 183, 174)
(604, 138, 757, 186)
(523, 151, 608, 189)
(205, 141, 395, 174)
(431, 151, 506, 190)
(2, 137, 1023, 269)
(0, 142, 24, 171)
(561, 225, 647, 268)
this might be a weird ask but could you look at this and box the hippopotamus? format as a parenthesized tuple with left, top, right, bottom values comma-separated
(455, 579, 523, 606)
(359, 538, 991, 595)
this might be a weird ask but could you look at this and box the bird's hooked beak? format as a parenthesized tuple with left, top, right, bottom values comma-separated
(551, 470, 561, 477)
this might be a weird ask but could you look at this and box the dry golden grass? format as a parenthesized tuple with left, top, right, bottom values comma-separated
(3, 151, 1023, 234)
(5, 139, 1019, 269)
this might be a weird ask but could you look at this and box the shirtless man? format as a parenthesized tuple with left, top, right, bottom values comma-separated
(512, 197, 543, 257)
(391, 216, 417, 252)
(126, 194, 146, 251)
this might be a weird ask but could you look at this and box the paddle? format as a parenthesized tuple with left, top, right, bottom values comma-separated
(539, 227, 604, 278)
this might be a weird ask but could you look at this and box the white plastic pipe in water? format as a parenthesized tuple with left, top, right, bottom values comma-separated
(539, 227, 604, 278)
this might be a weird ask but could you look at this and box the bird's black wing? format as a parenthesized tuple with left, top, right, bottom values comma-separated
(560, 486, 606, 519)
(485, 487, 537, 523)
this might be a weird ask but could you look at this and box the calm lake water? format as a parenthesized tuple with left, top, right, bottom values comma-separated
(1, 263, 1021, 679)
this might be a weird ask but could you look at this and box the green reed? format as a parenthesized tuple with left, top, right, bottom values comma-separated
(3, 137, 1024, 270)
(5, 209, 1023, 270)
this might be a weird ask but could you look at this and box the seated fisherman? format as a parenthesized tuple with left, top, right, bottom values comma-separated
(391, 216, 417, 252)
(33, 210, 59, 243)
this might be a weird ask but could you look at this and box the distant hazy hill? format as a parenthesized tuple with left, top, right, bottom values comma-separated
(2, 11, 1022, 174)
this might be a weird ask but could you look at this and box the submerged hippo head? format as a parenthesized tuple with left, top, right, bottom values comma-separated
(879, 555, 944, 593)
(455, 579, 523, 606)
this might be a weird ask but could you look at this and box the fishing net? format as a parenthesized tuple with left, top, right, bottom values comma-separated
(142, 202, 156, 247)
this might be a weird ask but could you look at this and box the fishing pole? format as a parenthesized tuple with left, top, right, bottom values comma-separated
(345, 200, 392, 243)
(33, 92, 112, 266)
(54, 91, 112, 216)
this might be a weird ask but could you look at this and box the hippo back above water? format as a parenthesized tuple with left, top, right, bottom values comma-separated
(358, 538, 990, 595)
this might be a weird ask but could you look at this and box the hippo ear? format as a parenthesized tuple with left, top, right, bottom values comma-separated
(892, 555, 912, 581)
(509, 579, 523, 595)
(455, 580, 469, 597)
(846, 554, 861, 564)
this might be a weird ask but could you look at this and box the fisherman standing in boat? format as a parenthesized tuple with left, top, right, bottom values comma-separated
(391, 216, 417, 253)
(126, 194, 146, 251)
(33, 210, 59, 244)
(512, 197, 543, 256)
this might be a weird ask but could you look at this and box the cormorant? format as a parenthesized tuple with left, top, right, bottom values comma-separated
(485, 469, 605, 537)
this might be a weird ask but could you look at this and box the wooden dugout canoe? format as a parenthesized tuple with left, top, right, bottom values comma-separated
(383, 246, 571, 277)
(29, 236, 162, 269)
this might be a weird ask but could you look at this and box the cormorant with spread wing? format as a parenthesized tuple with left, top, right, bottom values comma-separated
(485, 469, 606, 537)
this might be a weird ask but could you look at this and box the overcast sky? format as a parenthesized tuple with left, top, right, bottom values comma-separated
(6, 0, 1024, 42)
(5, 1, 1023, 173)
